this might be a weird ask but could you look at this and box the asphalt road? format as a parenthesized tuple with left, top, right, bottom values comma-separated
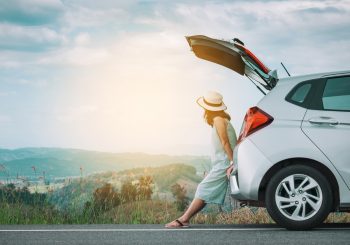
(0, 223, 349, 245)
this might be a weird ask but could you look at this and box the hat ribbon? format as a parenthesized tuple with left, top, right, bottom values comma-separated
(203, 98, 223, 107)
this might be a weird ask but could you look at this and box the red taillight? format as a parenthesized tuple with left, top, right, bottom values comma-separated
(237, 107, 273, 144)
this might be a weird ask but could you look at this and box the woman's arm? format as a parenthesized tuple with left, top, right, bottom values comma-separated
(214, 117, 235, 178)
(213, 117, 233, 162)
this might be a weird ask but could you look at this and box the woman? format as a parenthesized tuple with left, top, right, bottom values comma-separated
(165, 91, 237, 228)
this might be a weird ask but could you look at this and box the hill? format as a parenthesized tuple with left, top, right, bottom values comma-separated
(48, 164, 203, 211)
(0, 147, 211, 179)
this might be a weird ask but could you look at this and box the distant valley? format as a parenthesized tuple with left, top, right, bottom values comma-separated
(0, 148, 211, 180)
(49, 163, 203, 211)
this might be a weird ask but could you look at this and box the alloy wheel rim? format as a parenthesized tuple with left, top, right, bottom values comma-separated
(275, 174, 323, 221)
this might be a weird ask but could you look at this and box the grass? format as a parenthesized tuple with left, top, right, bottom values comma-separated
(0, 170, 349, 225)
(325, 212, 350, 223)
(107, 200, 179, 224)
(1, 200, 349, 225)
(212, 207, 274, 224)
(0, 203, 61, 224)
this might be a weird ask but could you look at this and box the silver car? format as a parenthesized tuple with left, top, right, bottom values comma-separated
(186, 35, 350, 230)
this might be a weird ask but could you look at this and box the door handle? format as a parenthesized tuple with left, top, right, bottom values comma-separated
(309, 117, 339, 126)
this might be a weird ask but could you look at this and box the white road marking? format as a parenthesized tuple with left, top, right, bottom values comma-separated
(0, 228, 283, 232)
(0, 227, 349, 232)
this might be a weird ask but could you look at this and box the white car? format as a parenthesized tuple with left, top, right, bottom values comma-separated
(186, 35, 350, 230)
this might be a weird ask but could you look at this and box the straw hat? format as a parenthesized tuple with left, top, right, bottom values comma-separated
(197, 91, 227, 111)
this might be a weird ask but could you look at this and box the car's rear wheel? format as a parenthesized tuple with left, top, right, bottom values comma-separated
(265, 165, 332, 230)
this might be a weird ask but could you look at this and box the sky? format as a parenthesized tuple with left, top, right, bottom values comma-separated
(0, 0, 349, 155)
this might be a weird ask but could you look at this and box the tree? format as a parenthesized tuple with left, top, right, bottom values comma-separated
(120, 180, 138, 203)
(171, 183, 189, 211)
(137, 176, 153, 200)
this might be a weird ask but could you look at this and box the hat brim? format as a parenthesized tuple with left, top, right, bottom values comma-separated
(196, 97, 227, 111)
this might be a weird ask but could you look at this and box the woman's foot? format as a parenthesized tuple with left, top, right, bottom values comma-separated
(164, 219, 189, 228)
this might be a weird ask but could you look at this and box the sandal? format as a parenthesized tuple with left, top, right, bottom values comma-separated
(165, 219, 190, 229)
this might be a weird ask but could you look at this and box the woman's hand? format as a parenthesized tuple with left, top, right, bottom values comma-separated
(226, 165, 234, 179)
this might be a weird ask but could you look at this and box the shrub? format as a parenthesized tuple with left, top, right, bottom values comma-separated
(120, 180, 138, 203)
(137, 176, 153, 200)
(92, 183, 120, 212)
(171, 183, 189, 211)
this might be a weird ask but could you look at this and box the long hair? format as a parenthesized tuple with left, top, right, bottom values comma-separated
(204, 110, 231, 127)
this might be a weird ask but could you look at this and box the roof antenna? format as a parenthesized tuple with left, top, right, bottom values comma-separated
(281, 62, 291, 77)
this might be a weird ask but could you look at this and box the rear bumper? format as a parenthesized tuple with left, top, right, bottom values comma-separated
(230, 138, 273, 200)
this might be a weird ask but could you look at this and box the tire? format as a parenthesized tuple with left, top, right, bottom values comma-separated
(265, 164, 333, 230)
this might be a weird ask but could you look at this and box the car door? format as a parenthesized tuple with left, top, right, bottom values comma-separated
(302, 75, 350, 188)
(186, 35, 278, 93)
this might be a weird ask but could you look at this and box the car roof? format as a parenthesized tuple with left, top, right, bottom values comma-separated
(278, 70, 350, 83)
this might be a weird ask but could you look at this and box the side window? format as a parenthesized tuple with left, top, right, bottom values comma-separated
(322, 77, 350, 111)
(286, 82, 313, 107)
(290, 83, 312, 104)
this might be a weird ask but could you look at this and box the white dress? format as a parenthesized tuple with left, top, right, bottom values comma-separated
(194, 119, 237, 205)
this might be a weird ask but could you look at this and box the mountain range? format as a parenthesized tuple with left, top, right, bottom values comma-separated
(0, 148, 211, 179)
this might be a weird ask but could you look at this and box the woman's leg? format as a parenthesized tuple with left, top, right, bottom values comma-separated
(179, 198, 206, 223)
(165, 198, 206, 227)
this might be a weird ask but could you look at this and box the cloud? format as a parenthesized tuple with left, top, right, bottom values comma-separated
(0, 32, 107, 68)
(56, 105, 98, 123)
(2, 0, 349, 69)
(1, 0, 349, 154)
(0, 23, 67, 51)
(61, 4, 128, 29)
(0, 115, 12, 123)
(74, 33, 90, 45)
(15, 79, 48, 88)
(296, 6, 344, 14)
(136, 0, 350, 75)
(36, 45, 111, 66)
(0, 91, 17, 97)
(0, 0, 64, 25)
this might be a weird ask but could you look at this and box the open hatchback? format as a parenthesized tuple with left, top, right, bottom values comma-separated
(186, 35, 278, 93)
